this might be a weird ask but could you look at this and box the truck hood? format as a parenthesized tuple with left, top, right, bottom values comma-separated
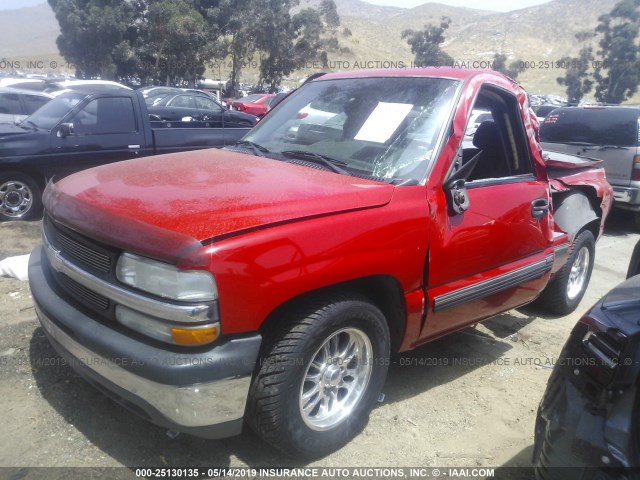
(0, 123, 48, 157)
(45, 149, 394, 262)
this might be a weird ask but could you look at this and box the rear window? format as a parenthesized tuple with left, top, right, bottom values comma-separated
(540, 108, 640, 147)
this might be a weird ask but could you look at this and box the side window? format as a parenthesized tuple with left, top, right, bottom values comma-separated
(461, 86, 534, 183)
(169, 95, 196, 108)
(195, 96, 222, 111)
(0, 93, 22, 114)
(71, 97, 137, 135)
(23, 95, 49, 114)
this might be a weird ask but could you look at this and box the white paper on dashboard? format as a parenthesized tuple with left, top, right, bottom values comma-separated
(354, 102, 413, 143)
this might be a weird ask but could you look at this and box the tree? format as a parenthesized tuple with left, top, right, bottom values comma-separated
(210, 0, 259, 98)
(143, 0, 210, 86)
(402, 17, 454, 67)
(593, 0, 640, 104)
(556, 46, 594, 104)
(492, 53, 524, 80)
(256, 0, 340, 92)
(48, 0, 136, 79)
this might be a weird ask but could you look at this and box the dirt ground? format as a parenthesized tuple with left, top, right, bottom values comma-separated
(0, 211, 638, 479)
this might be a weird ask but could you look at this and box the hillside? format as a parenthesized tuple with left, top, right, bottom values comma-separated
(0, 0, 625, 96)
(0, 4, 59, 57)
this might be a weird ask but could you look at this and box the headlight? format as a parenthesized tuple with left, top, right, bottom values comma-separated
(115, 305, 219, 346)
(116, 252, 217, 302)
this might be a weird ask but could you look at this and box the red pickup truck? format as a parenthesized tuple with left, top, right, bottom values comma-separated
(28, 68, 612, 458)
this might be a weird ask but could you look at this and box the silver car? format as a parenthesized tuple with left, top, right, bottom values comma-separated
(540, 106, 640, 226)
(0, 87, 52, 124)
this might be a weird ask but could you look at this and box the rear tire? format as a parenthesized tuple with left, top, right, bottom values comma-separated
(247, 294, 390, 459)
(0, 172, 42, 221)
(536, 230, 595, 315)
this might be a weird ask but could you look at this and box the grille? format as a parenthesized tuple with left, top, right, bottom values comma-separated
(58, 273, 110, 311)
(47, 218, 112, 274)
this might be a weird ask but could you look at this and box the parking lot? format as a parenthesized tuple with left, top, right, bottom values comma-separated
(0, 211, 638, 478)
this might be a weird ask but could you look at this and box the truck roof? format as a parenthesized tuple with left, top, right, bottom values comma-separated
(317, 68, 513, 83)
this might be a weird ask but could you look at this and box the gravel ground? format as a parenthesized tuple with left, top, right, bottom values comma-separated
(0, 211, 638, 480)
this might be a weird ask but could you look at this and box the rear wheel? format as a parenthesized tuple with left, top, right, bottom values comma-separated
(247, 294, 390, 458)
(536, 230, 595, 315)
(0, 172, 42, 221)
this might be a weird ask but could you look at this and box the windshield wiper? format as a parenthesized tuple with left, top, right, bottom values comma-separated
(17, 119, 39, 130)
(281, 150, 349, 175)
(230, 140, 269, 157)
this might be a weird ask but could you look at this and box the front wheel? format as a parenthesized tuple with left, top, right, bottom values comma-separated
(536, 230, 595, 315)
(247, 295, 390, 458)
(0, 172, 42, 221)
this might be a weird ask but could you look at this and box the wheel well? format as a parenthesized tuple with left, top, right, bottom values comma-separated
(259, 275, 406, 353)
(1, 169, 46, 192)
(551, 187, 603, 242)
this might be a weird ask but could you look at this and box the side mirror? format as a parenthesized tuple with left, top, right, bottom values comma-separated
(443, 150, 482, 215)
(446, 179, 470, 214)
(58, 122, 74, 138)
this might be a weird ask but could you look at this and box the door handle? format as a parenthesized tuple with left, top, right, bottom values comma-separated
(531, 198, 549, 219)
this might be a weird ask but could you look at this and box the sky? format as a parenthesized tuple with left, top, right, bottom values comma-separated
(0, 0, 554, 12)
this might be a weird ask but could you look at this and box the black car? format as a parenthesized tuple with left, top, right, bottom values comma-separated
(145, 88, 257, 126)
(0, 87, 51, 124)
(533, 242, 640, 479)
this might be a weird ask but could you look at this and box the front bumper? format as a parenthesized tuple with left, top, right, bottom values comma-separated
(613, 186, 640, 211)
(29, 246, 262, 439)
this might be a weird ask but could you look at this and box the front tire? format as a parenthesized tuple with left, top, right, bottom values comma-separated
(0, 172, 42, 221)
(247, 295, 390, 458)
(537, 230, 595, 315)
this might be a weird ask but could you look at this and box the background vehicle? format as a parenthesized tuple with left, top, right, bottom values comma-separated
(44, 80, 131, 94)
(533, 241, 640, 479)
(533, 104, 560, 123)
(144, 87, 256, 125)
(0, 88, 254, 221)
(464, 109, 492, 137)
(539, 106, 640, 227)
(229, 93, 275, 117)
(0, 87, 51, 124)
(29, 69, 612, 459)
(0, 78, 48, 91)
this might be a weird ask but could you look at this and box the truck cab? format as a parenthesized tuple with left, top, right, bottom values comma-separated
(28, 69, 612, 458)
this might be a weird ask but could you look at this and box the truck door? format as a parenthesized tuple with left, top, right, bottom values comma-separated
(421, 84, 553, 340)
(48, 96, 147, 179)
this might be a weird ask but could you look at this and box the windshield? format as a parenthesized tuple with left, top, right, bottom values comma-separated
(540, 107, 640, 147)
(23, 92, 85, 129)
(242, 76, 459, 184)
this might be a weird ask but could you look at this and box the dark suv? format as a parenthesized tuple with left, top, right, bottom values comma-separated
(539, 106, 640, 227)
(533, 241, 640, 479)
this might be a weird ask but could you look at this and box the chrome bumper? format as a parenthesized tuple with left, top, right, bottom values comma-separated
(613, 186, 640, 210)
(37, 304, 250, 428)
(29, 245, 262, 438)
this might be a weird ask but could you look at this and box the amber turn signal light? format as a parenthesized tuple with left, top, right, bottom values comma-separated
(171, 326, 219, 346)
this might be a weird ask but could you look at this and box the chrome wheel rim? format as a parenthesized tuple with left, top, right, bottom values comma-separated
(299, 327, 372, 431)
(0, 180, 33, 219)
(567, 246, 590, 301)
